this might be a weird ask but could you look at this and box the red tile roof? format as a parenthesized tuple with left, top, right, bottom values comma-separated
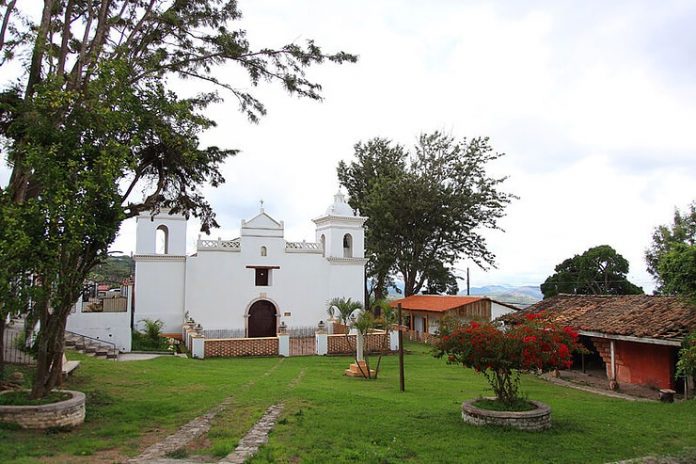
(500, 294, 696, 340)
(389, 295, 486, 313)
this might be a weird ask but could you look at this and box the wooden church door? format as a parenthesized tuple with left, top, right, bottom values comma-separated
(248, 300, 277, 338)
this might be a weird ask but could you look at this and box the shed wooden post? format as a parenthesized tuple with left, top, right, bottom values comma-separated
(609, 340, 616, 380)
(398, 303, 405, 392)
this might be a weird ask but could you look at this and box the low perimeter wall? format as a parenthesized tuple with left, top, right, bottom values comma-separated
(0, 390, 86, 429)
(328, 333, 389, 354)
(204, 337, 279, 357)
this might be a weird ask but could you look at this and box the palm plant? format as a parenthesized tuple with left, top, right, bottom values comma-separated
(327, 297, 363, 327)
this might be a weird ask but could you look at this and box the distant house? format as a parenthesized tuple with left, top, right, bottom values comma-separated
(389, 295, 519, 342)
(499, 294, 696, 391)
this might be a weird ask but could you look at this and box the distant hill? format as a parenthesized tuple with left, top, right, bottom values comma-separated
(465, 285, 542, 308)
(386, 281, 542, 308)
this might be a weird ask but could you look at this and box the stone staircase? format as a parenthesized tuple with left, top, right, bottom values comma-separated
(65, 332, 119, 360)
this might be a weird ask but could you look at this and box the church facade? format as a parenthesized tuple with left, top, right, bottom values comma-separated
(133, 193, 367, 338)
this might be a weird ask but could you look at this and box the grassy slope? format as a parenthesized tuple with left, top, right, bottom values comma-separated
(1, 344, 695, 463)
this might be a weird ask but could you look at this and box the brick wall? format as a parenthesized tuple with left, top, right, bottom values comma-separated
(204, 337, 279, 357)
(328, 332, 390, 354)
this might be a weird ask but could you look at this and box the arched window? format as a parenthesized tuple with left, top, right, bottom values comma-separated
(260, 246, 267, 256)
(320, 234, 326, 257)
(343, 233, 352, 258)
(155, 225, 169, 254)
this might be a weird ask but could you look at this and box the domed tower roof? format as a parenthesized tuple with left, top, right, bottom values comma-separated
(325, 192, 355, 217)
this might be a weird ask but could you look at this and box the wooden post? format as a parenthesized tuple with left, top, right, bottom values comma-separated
(466, 267, 470, 295)
(398, 303, 405, 392)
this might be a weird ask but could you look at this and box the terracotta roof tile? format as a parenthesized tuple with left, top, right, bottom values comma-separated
(500, 294, 696, 340)
(389, 295, 486, 313)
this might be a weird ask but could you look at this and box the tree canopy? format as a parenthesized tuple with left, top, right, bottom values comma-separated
(540, 245, 643, 299)
(338, 132, 515, 298)
(0, 0, 356, 397)
(645, 202, 696, 301)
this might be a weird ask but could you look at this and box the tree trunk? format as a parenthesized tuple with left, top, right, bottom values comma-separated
(0, 317, 5, 379)
(30, 305, 68, 399)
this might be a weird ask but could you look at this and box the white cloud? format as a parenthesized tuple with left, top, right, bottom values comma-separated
(7, 1, 696, 295)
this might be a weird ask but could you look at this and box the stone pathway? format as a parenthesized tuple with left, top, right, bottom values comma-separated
(127, 358, 291, 464)
(128, 397, 234, 463)
(218, 403, 284, 464)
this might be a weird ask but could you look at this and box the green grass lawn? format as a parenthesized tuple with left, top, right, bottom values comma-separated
(1, 342, 696, 463)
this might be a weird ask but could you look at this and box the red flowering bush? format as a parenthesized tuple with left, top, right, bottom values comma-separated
(435, 312, 583, 405)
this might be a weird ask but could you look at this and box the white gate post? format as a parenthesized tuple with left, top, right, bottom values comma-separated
(316, 320, 328, 355)
(278, 322, 290, 357)
(278, 334, 290, 357)
(191, 334, 205, 359)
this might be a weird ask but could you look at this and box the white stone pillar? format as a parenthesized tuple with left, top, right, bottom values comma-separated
(356, 331, 365, 362)
(389, 330, 399, 351)
(316, 333, 328, 355)
(182, 322, 194, 345)
(191, 334, 205, 359)
(278, 333, 290, 357)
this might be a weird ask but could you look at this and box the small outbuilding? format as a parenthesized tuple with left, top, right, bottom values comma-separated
(500, 294, 696, 391)
(389, 295, 520, 342)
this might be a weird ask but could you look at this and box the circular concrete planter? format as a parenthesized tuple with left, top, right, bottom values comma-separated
(0, 390, 86, 429)
(461, 398, 551, 431)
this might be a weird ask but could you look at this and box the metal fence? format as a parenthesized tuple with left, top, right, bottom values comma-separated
(2, 325, 35, 365)
(203, 326, 318, 339)
(287, 326, 316, 337)
(203, 328, 246, 339)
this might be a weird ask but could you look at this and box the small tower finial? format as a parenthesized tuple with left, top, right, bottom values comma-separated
(260, 199, 264, 213)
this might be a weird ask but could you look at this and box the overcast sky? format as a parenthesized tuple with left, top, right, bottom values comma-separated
(6, 1, 696, 292)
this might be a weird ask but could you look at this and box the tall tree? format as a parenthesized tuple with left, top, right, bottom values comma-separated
(421, 262, 459, 295)
(0, 0, 356, 397)
(645, 202, 696, 298)
(541, 245, 643, 299)
(338, 132, 515, 297)
(338, 138, 407, 301)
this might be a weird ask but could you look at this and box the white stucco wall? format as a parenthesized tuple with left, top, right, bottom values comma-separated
(184, 236, 364, 333)
(135, 210, 187, 255)
(134, 256, 186, 334)
(491, 301, 518, 321)
(67, 290, 133, 352)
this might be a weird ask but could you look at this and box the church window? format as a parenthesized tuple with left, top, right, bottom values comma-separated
(343, 233, 353, 258)
(256, 268, 269, 286)
(156, 225, 169, 254)
(320, 234, 326, 257)
(261, 246, 267, 256)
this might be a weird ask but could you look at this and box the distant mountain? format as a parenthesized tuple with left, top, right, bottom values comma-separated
(465, 285, 542, 308)
(386, 281, 542, 308)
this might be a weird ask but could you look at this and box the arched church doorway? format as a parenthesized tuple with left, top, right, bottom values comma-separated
(248, 300, 277, 338)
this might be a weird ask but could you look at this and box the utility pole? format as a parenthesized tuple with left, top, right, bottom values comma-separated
(398, 303, 405, 392)
(466, 267, 470, 295)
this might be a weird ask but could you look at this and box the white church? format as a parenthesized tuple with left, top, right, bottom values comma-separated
(133, 193, 367, 338)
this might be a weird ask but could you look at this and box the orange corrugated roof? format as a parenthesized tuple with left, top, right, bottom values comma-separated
(389, 295, 486, 313)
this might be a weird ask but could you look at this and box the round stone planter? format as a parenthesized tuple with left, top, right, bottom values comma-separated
(0, 390, 86, 429)
(461, 398, 551, 431)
